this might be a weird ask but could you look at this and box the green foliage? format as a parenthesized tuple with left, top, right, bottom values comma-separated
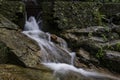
(116, 42, 120, 50)
(101, 34, 108, 41)
(0, 1, 25, 28)
(96, 47, 104, 58)
(88, 32, 93, 37)
(53, 2, 102, 29)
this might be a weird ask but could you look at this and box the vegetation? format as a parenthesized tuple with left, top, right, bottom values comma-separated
(74, 0, 120, 3)
(96, 47, 104, 58)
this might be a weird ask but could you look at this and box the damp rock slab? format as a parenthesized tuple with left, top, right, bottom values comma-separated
(0, 14, 41, 67)
(0, 64, 57, 80)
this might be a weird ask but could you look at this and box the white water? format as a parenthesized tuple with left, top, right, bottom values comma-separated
(23, 16, 74, 63)
(22, 16, 118, 80)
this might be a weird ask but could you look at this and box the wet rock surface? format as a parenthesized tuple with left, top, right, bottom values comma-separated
(0, 14, 40, 67)
(60, 25, 120, 73)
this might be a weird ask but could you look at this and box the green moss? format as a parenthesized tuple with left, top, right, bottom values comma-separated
(116, 42, 120, 50)
(54, 2, 102, 29)
(42, 2, 103, 32)
(0, 1, 25, 29)
(96, 47, 104, 58)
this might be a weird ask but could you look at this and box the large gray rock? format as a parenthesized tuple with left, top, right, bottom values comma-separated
(0, 14, 40, 67)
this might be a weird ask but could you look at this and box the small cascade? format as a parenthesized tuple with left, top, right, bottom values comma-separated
(43, 63, 118, 80)
(24, 16, 39, 31)
(46, 32, 51, 42)
(23, 16, 72, 64)
(22, 16, 119, 80)
(69, 52, 76, 65)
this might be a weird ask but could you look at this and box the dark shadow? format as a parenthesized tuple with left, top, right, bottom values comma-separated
(7, 50, 26, 67)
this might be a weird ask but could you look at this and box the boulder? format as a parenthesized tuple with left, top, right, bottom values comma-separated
(51, 34, 68, 48)
(0, 14, 41, 67)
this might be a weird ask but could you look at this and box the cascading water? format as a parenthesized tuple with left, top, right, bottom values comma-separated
(22, 16, 119, 80)
(22, 16, 72, 64)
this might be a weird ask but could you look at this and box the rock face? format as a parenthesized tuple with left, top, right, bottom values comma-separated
(0, 1, 120, 80)
(0, 1, 25, 29)
(40, 1, 120, 73)
(41, 2, 102, 32)
(0, 14, 40, 67)
(60, 25, 120, 73)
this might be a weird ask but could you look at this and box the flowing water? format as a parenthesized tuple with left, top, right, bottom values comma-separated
(22, 16, 119, 80)
(22, 16, 72, 63)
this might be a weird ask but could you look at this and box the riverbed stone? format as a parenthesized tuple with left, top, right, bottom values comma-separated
(0, 64, 57, 80)
(0, 14, 41, 67)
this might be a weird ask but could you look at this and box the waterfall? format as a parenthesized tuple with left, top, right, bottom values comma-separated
(22, 16, 119, 80)
(22, 16, 73, 64)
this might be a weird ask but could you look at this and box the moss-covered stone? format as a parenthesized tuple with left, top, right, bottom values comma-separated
(0, 14, 41, 67)
(42, 1, 102, 32)
(0, 1, 25, 29)
(54, 2, 102, 29)
(0, 64, 57, 80)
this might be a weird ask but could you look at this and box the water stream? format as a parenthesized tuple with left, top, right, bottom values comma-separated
(22, 16, 119, 80)
(22, 16, 73, 63)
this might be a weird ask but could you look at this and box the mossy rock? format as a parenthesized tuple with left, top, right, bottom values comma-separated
(0, 14, 41, 67)
(41, 1, 102, 32)
(0, 64, 57, 80)
(0, 1, 25, 29)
